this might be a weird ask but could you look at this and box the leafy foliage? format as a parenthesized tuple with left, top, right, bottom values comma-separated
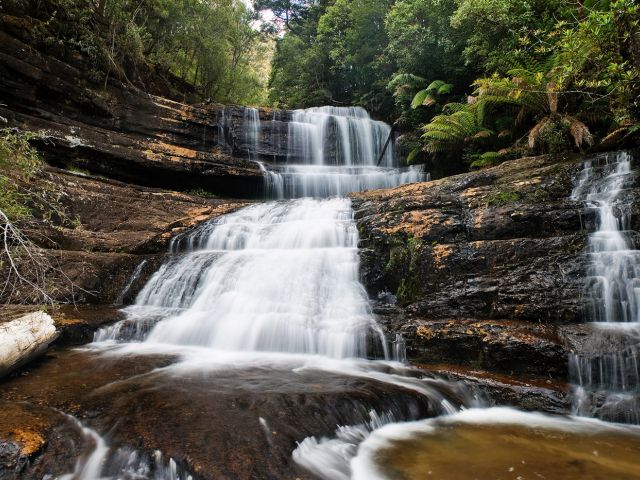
(470, 151, 505, 170)
(0, 129, 42, 221)
(3, 0, 273, 104)
(264, 0, 638, 176)
(422, 104, 491, 154)
(410, 80, 453, 109)
(266, 0, 394, 115)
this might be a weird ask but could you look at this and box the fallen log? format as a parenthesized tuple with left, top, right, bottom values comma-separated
(0, 311, 58, 378)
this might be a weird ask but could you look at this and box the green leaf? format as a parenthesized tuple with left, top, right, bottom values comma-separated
(411, 89, 429, 109)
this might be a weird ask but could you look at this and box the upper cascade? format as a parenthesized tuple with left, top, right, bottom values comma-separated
(241, 106, 427, 198)
(287, 106, 394, 167)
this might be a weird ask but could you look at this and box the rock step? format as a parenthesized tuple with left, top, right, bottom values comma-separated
(398, 319, 568, 377)
(416, 363, 570, 415)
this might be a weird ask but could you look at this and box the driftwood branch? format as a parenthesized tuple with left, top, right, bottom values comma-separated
(0, 311, 58, 378)
(0, 208, 88, 305)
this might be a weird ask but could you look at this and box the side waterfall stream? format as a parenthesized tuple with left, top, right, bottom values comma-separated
(25, 110, 640, 479)
(570, 151, 640, 422)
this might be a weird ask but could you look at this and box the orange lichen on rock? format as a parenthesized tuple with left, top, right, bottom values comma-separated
(380, 209, 446, 237)
(416, 325, 434, 340)
(147, 142, 198, 160)
(0, 403, 49, 457)
(12, 428, 46, 456)
(432, 244, 454, 269)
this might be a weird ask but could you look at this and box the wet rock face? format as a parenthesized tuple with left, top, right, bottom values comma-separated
(352, 154, 597, 325)
(0, 401, 84, 479)
(6, 169, 250, 305)
(352, 153, 640, 380)
(400, 319, 568, 377)
(0, 349, 459, 479)
(0, 27, 289, 197)
(425, 365, 570, 414)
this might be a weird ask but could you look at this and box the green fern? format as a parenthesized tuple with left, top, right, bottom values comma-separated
(410, 80, 453, 109)
(388, 73, 427, 96)
(473, 69, 594, 153)
(470, 151, 504, 169)
(406, 147, 422, 164)
(626, 124, 640, 137)
(421, 105, 492, 153)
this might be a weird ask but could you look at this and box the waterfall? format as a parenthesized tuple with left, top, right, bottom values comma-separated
(569, 151, 640, 422)
(129, 198, 386, 358)
(263, 164, 426, 199)
(287, 106, 392, 167)
(255, 106, 427, 198)
(114, 259, 147, 305)
(87, 105, 440, 478)
(571, 151, 640, 322)
(95, 105, 423, 360)
(243, 107, 261, 160)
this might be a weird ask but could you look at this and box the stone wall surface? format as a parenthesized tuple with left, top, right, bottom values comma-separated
(351, 152, 640, 379)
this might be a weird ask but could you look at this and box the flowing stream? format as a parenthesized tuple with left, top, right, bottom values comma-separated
(84, 106, 460, 479)
(569, 151, 640, 422)
(75, 113, 640, 479)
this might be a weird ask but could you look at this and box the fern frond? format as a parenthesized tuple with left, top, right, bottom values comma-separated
(565, 116, 593, 149)
(410, 80, 453, 108)
(426, 80, 453, 95)
(411, 89, 429, 108)
(421, 107, 486, 153)
(528, 117, 550, 150)
(388, 73, 426, 92)
(442, 102, 469, 114)
(406, 147, 422, 164)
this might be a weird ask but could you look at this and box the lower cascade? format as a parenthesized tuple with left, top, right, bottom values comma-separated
(570, 151, 640, 422)
(129, 198, 387, 358)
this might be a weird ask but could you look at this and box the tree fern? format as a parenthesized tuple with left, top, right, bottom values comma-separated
(474, 68, 594, 153)
(388, 73, 427, 97)
(421, 105, 491, 153)
(410, 80, 454, 109)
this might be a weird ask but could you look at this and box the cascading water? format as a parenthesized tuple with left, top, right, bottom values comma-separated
(260, 106, 426, 198)
(90, 105, 462, 479)
(132, 198, 387, 358)
(101, 106, 427, 360)
(288, 107, 392, 167)
(243, 107, 261, 160)
(114, 259, 147, 305)
(59, 414, 193, 480)
(571, 151, 640, 322)
(569, 151, 640, 422)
